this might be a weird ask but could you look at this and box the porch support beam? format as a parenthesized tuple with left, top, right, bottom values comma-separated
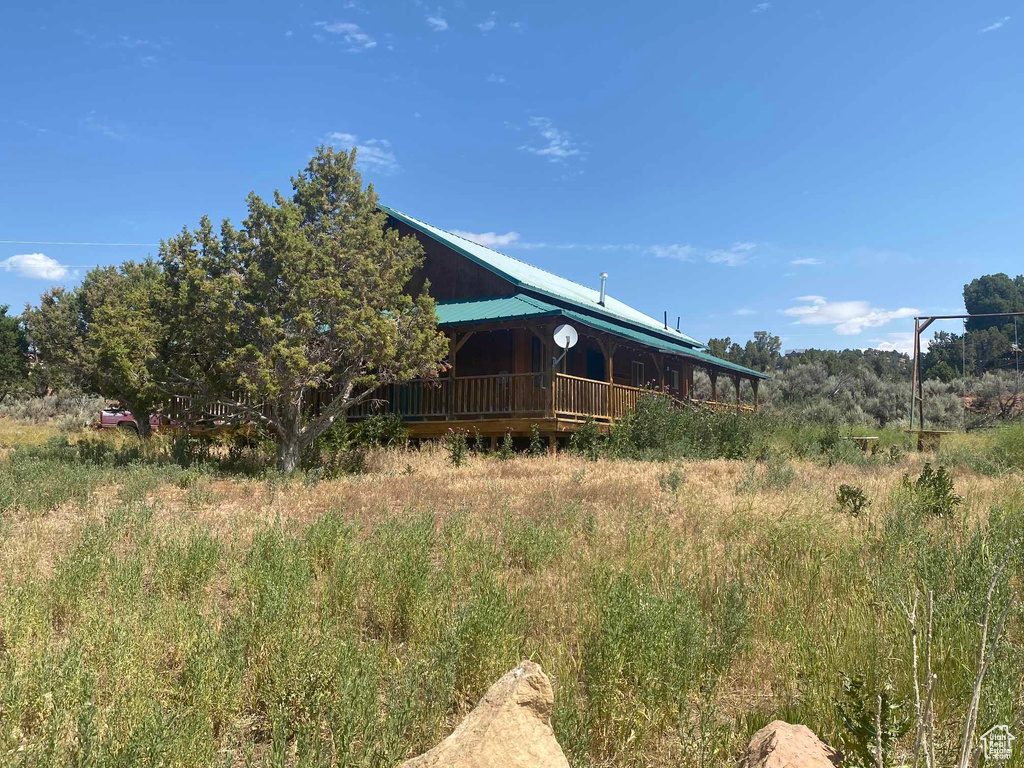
(595, 336, 618, 384)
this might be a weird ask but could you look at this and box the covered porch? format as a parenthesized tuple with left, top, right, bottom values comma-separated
(349, 294, 767, 439)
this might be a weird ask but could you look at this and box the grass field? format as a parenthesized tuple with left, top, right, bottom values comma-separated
(0, 420, 1021, 767)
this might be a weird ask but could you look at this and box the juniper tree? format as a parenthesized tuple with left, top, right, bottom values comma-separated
(162, 146, 448, 471)
(24, 262, 170, 436)
(0, 305, 28, 403)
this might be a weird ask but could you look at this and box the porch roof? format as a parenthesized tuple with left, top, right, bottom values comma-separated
(436, 294, 770, 380)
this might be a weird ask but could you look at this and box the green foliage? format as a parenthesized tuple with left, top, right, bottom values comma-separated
(0, 305, 28, 402)
(157, 146, 448, 471)
(350, 413, 408, 448)
(705, 330, 782, 372)
(658, 465, 686, 496)
(496, 430, 515, 461)
(527, 424, 545, 457)
(736, 454, 795, 494)
(900, 463, 963, 517)
(608, 394, 769, 461)
(568, 417, 602, 460)
(444, 428, 469, 467)
(24, 263, 170, 437)
(835, 676, 910, 768)
(836, 484, 870, 516)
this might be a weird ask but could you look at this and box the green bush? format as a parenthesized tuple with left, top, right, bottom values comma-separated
(568, 418, 602, 461)
(835, 676, 910, 768)
(528, 424, 545, 457)
(900, 463, 963, 517)
(444, 428, 469, 467)
(836, 484, 870, 516)
(496, 431, 515, 461)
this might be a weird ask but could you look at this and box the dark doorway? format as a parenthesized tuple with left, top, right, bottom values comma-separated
(586, 349, 605, 381)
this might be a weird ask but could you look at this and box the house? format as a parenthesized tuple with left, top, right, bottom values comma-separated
(349, 205, 769, 442)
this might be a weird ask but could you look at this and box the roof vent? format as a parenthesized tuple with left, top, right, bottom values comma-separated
(598, 272, 608, 306)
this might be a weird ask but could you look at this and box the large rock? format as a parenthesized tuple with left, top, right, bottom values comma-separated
(401, 660, 570, 768)
(739, 720, 840, 768)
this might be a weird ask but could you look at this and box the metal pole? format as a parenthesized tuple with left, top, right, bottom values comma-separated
(910, 318, 919, 431)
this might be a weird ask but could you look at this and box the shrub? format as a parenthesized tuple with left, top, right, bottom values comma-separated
(836, 484, 870, 516)
(835, 676, 910, 768)
(568, 418, 602, 461)
(658, 465, 686, 496)
(444, 428, 469, 467)
(496, 431, 514, 461)
(608, 395, 770, 461)
(901, 463, 963, 517)
(350, 413, 408, 448)
(736, 454, 794, 494)
(527, 424, 545, 457)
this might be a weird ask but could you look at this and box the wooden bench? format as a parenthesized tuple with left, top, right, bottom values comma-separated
(904, 430, 952, 452)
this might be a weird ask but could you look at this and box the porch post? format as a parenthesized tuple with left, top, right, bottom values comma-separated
(752, 378, 760, 412)
(546, 322, 559, 418)
(733, 375, 741, 411)
(710, 371, 718, 402)
(447, 332, 457, 420)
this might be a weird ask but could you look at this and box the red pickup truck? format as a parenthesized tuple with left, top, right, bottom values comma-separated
(97, 409, 166, 434)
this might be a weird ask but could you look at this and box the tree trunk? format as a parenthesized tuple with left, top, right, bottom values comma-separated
(136, 411, 153, 438)
(276, 434, 303, 473)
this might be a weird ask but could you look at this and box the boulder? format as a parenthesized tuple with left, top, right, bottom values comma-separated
(401, 660, 570, 768)
(739, 720, 840, 768)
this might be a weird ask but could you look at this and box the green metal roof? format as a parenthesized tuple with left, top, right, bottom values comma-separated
(382, 205, 706, 349)
(436, 294, 562, 325)
(435, 294, 769, 380)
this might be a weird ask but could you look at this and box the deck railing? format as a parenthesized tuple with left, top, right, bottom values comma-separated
(350, 373, 547, 419)
(553, 373, 646, 421)
(348, 373, 754, 422)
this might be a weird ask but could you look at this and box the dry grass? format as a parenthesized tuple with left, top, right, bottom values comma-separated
(0, 426, 1021, 767)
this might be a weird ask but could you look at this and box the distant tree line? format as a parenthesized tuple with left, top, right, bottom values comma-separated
(702, 273, 1022, 428)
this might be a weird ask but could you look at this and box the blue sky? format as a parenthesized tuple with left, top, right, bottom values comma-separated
(1, 0, 1021, 354)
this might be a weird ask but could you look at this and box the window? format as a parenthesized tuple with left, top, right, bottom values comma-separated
(531, 336, 541, 372)
(631, 361, 644, 388)
(671, 369, 680, 391)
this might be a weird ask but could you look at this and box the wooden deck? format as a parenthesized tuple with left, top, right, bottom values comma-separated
(348, 372, 754, 438)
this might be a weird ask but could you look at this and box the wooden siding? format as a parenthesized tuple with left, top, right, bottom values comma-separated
(389, 217, 515, 301)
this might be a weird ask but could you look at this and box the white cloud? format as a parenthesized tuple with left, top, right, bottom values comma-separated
(649, 244, 695, 261)
(82, 111, 131, 141)
(477, 12, 497, 31)
(518, 116, 582, 164)
(511, 21, 526, 32)
(487, 73, 506, 83)
(426, 15, 449, 31)
(980, 16, 1010, 32)
(707, 242, 755, 267)
(325, 132, 399, 173)
(752, 2, 772, 12)
(313, 21, 376, 51)
(450, 230, 521, 247)
(867, 332, 922, 356)
(790, 257, 823, 266)
(783, 296, 918, 335)
(734, 308, 757, 316)
(0, 253, 68, 280)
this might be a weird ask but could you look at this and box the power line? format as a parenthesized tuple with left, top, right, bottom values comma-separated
(0, 240, 158, 247)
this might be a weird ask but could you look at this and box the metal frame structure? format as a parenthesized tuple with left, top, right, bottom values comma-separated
(909, 311, 1024, 430)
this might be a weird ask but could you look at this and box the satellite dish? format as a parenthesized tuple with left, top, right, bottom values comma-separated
(553, 324, 578, 350)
